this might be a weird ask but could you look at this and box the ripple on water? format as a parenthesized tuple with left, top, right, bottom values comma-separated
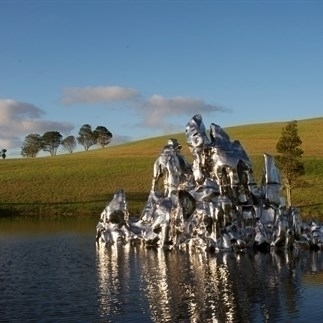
(0, 225, 323, 322)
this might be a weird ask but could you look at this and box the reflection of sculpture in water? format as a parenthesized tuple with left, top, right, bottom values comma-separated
(95, 245, 321, 322)
(96, 114, 323, 252)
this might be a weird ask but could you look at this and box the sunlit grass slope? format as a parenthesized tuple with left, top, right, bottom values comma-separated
(0, 117, 322, 220)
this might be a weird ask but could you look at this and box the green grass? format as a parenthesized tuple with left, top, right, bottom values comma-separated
(0, 117, 322, 220)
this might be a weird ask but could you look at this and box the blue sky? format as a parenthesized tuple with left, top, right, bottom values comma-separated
(1, 0, 322, 157)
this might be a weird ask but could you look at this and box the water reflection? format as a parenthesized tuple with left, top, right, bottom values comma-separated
(1, 219, 322, 322)
(96, 245, 323, 322)
(96, 243, 131, 317)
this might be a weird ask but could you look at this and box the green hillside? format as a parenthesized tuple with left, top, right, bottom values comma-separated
(0, 117, 322, 220)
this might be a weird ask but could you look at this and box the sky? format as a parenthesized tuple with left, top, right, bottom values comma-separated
(1, 0, 322, 158)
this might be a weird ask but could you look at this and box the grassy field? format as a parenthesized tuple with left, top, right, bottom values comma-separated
(0, 117, 322, 221)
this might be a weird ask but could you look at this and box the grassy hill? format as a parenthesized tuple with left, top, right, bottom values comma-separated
(0, 117, 322, 220)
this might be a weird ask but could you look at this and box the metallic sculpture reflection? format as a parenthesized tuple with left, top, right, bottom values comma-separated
(96, 114, 323, 252)
(95, 245, 323, 322)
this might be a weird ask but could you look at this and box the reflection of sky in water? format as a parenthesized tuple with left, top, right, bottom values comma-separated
(300, 251, 323, 319)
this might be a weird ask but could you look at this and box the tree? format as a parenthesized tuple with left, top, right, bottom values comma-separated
(275, 120, 305, 207)
(2, 149, 7, 159)
(61, 135, 77, 153)
(42, 131, 63, 156)
(77, 124, 96, 151)
(21, 134, 43, 158)
(94, 126, 113, 148)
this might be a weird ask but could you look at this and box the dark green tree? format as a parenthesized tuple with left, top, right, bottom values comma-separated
(276, 120, 305, 207)
(21, 134, 43, 158)
(42, 131, 63, 156)
(2, 149, 7, 159)
(77, 124, 96, 151)
(61, 135, 77, 153)
(94, 126, 113, 148)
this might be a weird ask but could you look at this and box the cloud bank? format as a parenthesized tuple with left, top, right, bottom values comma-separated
(60, 85, 230, 134)
(136, 95, 230, 132)
(0, 99, 74, 153)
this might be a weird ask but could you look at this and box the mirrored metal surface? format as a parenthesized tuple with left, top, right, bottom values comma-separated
(96, 114, 323, 252)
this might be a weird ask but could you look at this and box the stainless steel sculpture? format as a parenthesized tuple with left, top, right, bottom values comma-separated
(96, 114, 323, 252)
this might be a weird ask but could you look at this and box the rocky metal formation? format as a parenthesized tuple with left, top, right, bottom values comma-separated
(96, 114, 323, 252)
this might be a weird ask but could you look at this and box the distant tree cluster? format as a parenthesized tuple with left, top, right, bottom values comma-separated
(21, 124, 112, 158)
(2, 149, 6, 159)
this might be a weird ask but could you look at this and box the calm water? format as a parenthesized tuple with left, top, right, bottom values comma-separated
(0, 218, 323, 323)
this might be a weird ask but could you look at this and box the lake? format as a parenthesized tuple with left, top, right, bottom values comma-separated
(1, 217, 323, 322)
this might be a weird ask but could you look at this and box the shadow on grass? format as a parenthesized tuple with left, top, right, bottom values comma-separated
(0, 207, 19, 218)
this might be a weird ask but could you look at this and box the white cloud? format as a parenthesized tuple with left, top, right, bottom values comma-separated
(62, 86, 231, 136)
(61, 85, 140, 104)
(135, 95, 231, 132)
(0, 99, 44, 123)
(0, 99, 74, 154)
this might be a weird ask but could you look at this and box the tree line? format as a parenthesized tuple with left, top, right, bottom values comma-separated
(20, 124, 112, 158)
